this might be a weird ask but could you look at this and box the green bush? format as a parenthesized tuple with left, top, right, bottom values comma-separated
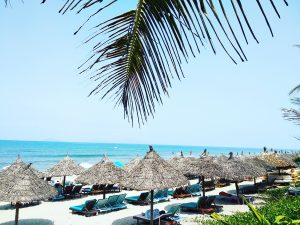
(261, 187, 289, 201)
(294, 156, 300, 163)
(199, 196, 300, 225)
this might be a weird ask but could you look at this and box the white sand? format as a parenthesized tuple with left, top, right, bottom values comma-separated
(0, 180, 262, 225)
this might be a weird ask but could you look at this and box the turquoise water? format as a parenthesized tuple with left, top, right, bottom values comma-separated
(0, 140, 264, 171)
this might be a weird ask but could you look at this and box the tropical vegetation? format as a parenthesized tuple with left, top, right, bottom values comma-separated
(194, 189, 300, 225)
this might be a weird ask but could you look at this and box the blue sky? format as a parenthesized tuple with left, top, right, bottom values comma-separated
(0, 1, 299, 149)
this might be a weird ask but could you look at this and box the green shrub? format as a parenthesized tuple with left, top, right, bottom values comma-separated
(199, 196, 300, 225)
(294, 156, 300, 163)
(261, 187, 289, 201)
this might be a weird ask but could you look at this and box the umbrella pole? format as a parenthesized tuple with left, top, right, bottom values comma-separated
(235, 181, 240, 204)
(202, 176, 205, 197)
(15, 202, 20, 225)
(254, 177, 256, 185)
(62, 175, 66, 193)
(150, 190, 154, 225)
(103, 185, 106, 199)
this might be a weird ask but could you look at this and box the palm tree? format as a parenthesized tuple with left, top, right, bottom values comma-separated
(5, 0, 291, 125)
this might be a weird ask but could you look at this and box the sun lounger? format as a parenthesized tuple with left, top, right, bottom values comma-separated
(69, 199, 98, 217)
(94, 194, 128, 213)
(133, 212, 173, 225)
(94, 198, 111, 213)
(180, 196, 223, 214)
(218, 192, 254, 204)
(126, 192, 149, 205)
(70, 185, 82, 198)
(63, 185, 74, 198)
(172, 187, 192, 199)
(185, 184, 202, 196)
(153, 189, 170, 203)
(111, 193, 127, 210)
(287, 187, 300, 196)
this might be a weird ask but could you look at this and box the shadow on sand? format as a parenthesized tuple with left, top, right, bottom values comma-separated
(0, 219, 54, 225)
(112, 216, 136, 225)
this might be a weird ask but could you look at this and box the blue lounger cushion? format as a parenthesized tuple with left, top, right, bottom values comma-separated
(126, 196, 139, 201)
(180, 202, 197, 209)
(69, 204, 85, 212)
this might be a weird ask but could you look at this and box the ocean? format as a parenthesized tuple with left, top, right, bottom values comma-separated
(0, 140, 265, 171)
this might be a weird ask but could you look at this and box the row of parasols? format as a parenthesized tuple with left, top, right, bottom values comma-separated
(0, 146, 298, 225)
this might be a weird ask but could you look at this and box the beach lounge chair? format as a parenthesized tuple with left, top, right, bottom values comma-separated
(172, 187, 192, 199)
(126, 192, 149, 205)
(63, 185, 74, 198)
(218, 192, 254, 204)
(185, 184, 202, 196)
(69, 199, 98, 217)
(180, 196, 222, 214)
(91, 184, 105, 195)
(202, 180, 215, 191)
(153, 189, 170, 203)
(287, 187, 300, 196)
(70, 185, 83, 198)
(133, 209, 173, 225)
(111, 193, 127, 210)
(94, 198, 111, 213)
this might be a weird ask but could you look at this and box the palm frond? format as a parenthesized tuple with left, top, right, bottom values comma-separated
(38, 1, 291, 124)
(282, 108, 300, 125)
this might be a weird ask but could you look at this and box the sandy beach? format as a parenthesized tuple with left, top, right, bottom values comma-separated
(0, 180, 260, 225)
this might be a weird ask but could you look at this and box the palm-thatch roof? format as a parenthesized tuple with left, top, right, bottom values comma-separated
(240, 156, 274, 172)
(188, 155, 226, 179)
(0, 158, 44, 181)
(45, 156, 84, 177)
(121, 147, 188, 191)
(0, 158, 56, 204)
(259, 152, 297, 168)
(76, 155, 124, 185)
(219, 153, 264, 181)
(123, 155, 141, 174)
(168, 155, 198, 177)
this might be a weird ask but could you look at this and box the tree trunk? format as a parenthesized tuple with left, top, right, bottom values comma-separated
(150, 190, 154, 225)
(15, 202, 20, 225)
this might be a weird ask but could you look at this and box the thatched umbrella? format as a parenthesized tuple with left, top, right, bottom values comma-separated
(45, 156, 84, 191)
(76, 155, 124, 199)
(123, 155, 141, 174)
(259, 151, 298, 174)
(168, 153, 197, 177)
(0, 158, 56, 225)
(220, 152, 265, 196)
(240, 156, 274, 184)
(121, 146, 188, 225)
(188, 155, 225, 197)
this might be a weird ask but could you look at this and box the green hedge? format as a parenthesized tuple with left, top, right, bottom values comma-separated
(198, 195, 300, 225)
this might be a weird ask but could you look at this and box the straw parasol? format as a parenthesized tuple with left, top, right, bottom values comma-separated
(0, 158, 56, 225)
(76, 155, 124, 199)
(220, 152, 265, 196)
(121, 146, 188, 225)
(188, 155, 225, 197)
(123, 155, 142, 174)
(168, 152, 198, 177)
(45, 156, 84, 191)
(259, 151, 297, 174)
(239, 155, 274, 184)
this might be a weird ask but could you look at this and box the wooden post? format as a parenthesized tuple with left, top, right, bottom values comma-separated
(202, 176, 206, 197)
(62, 175, 66, 193)
(150, 190, 154, 225)
(254, 177, 257, 185)
(235, 181, 241, 204)
(15, 202, 20, 225)
(103, 185, 106, 199)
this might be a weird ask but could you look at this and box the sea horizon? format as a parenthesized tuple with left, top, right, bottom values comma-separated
(0, 139, 297, 172)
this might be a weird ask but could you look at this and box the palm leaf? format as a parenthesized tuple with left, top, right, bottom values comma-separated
(7, 0, 290, 124)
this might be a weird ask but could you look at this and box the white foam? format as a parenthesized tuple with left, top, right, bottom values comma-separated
(80, 162, 93, 169)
